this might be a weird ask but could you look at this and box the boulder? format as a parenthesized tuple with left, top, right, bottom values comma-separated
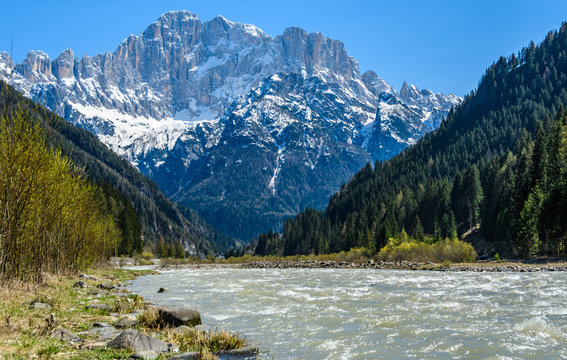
(116, 315, 139, 329)
(171, 347, 259, 360)
(157, 307, 201, 327)
(52, 328, 82, 343)
(97, 283, 117, 290)
(107, 329, 179, 353)
(86, 303, 111, 311)
(218, 346, 259, 359)
(129, 350, 159, 359)
(73, 280, 87, 288)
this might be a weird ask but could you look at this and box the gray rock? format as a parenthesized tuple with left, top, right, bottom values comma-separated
(87, 288, 101, 295)
(218, 346, 259, 359)
(86, 303, 111, 311)
(51, 328, 82, 343)
(173, 325, 193, 335)
(89, 325, 121, 341)
(172, 347, 259, 360)
(116, 315, 138, 329)
(170, 353, 198, 360)
(157, 307, 201, 327)
(107, 329, 179, 353)
(73, 280, 87, 288)
(29, 301, 51, 310)
(93, 322, 113, 328)
(97, 283, 117, 290)
(129, 350, 159, 360)
(79, 274, 97, 280)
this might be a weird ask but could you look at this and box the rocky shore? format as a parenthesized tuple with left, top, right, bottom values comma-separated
(0, 269, 256, 359)
(161, 259, 567, 272)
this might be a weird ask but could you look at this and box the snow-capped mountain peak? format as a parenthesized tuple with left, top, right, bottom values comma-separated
(0, 10, 461, 240)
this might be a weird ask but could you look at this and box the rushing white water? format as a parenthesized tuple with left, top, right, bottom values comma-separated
(129, 269, 567, 359)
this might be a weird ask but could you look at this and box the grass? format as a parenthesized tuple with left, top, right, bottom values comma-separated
(161, 327, 248, 353)
(0, 269, 151, 359)
(0, 267, 249, 359)
(136, 307, 250, 357)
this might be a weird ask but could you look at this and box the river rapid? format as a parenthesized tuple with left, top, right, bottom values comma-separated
(129, 268, 567, 359)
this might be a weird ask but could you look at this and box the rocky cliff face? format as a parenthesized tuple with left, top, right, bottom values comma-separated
(0, 10, 461, 241)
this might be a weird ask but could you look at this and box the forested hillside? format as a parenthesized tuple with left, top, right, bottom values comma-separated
(0, 82, 235, 255)
(252, 23, 567, 259)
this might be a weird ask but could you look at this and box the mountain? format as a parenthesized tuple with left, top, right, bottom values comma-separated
(0, 10, 460, 241)
(0, 80, 231, 255)
(267, 24, 567, 258)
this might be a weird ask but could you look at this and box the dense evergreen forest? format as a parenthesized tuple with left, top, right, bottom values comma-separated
(0, 82, 235, 256)
(250, 23, 567, 259)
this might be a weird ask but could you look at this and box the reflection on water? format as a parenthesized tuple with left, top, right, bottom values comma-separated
(129, 269, 567, 359)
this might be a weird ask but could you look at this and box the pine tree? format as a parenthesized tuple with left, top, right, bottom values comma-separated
(517, 186, 544, 258)
(463, 165, 483, 231)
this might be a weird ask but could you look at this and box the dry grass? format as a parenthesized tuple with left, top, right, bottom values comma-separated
(0, 269, 151, 359)
(161, 326, 249, 353)
(137, 306, 160, 329)
(137, 307, 249, 356)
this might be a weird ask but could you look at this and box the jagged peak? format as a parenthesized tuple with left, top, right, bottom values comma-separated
(26, 50, 51, 60)
(281, 27, 308, 39)
(158, 10, 200, 22)
(205, 14, 269, 39)
(400, 81, 419, 100)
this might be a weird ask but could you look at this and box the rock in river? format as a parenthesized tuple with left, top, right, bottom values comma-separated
(157, 307, 201, 327)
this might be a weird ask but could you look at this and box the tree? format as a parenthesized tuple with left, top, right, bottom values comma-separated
(517, 186, 544, 258)
(462, 165, 483, 231)
(175, 241, 186, 259)
(0, 108, 119, 282)
(157, 236, 167, 258)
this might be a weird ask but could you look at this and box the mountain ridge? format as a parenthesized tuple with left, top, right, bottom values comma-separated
(0, 10, 461, 241)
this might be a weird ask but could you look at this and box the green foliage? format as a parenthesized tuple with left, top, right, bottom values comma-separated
(98, 182, 142, 256)
(378, 236, 477, 263)
(0, 107, 120, 282)
(0, 81, 219, 255)
(253, 23, 567, 259)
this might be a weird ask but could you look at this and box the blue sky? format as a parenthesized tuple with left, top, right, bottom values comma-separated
(1, 0, 566, 96)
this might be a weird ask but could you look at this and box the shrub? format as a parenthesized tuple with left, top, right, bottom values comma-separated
(378, 237, 477, 263)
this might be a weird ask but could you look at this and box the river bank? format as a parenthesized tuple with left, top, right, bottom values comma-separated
(160, 259, 567, 272)
(0, 268, 253, 359)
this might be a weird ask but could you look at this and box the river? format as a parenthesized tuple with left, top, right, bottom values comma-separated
(129, 268, 567, 359)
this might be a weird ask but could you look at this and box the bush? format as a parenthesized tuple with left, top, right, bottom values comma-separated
(378, 237, 477, 263)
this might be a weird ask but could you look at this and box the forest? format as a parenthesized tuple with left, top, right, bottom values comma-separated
(0, 82, 231, 258)
(249, 23, 567, 260)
